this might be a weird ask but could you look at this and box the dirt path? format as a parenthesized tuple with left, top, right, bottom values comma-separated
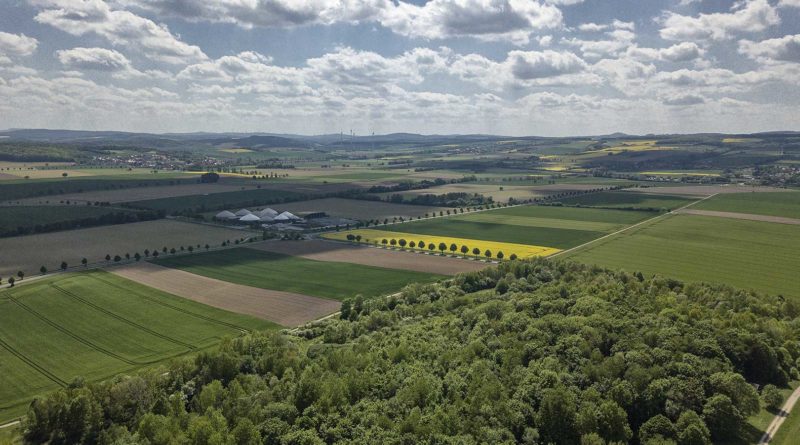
(759, 386, 800, 444)
(110, 262, 340, 327)
(674, 209, 800, 225)
(247, 240, 488, 275)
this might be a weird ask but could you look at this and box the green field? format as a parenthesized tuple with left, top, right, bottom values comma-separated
(567, 214, 800, 300)
(0, 206, 148, 236)
(154, 248, 445, 300)
(693, 191, 800, 219)
(127, 188, 305, 213)
(0, 177, 198, 201)
(0, 271, 273, 422)
(388, 205, 653, 249)
(557, 190, 697, 210)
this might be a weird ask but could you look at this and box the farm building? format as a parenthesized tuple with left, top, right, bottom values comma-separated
(234, 209, 252, 216)
(215, 210, 237, 220)
(239, 214, 261, 223)
(258, 208, 279, 217)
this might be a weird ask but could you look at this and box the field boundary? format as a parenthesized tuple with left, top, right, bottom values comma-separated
(675, 209, 800, 225)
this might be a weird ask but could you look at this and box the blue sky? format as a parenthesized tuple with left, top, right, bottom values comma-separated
(0, 0, 798, 136)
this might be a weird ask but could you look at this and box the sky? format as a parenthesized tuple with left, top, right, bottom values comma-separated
(0, 0, 798, 136)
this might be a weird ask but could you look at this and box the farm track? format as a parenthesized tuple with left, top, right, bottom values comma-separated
(49, 283, 198, 351)
(759, 386, 800, 444)
(0, 336, 67, 388)
(90, 273, 252, 333)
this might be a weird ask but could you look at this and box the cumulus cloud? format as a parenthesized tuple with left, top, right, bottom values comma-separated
(627, 42, 704, 62)
(563, 20, 636, 59)
(31, 0, 207, 64)
(778, 0, 800, 7)
(739, 34, 800, 62)
(57, 47, 132, 71)
(117, 0, 564, 44)
(0, 32, 39, 57)
(662, 93, 706, 106)
(659, 0, 780, 41)
(508, 50, 586, 79)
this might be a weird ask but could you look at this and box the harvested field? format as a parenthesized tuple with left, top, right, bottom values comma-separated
(248, 240, 488, 275)
(0, 220, 251, 278)
(675, 209, 800, 225)
(11, 183, 260, 205)
(631, 185, 790, 197)
(374, 183, 610, 203)
(276, 198, 451, 220)
(111, 262, 340, 326)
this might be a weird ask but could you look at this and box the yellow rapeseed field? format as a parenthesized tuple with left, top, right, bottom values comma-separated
(323, 229, 561, 259)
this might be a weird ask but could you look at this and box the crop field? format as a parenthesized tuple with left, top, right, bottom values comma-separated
(249, 240, 489, 275)
(0, 176, 201, 202)
(154, 248, 445, 300)
(323, 228, 561, 259)
(0, 167, 190, 181)
(374, 183, 610, 203)
(275, 198, 451, 220)
(632, 184, 788, 196)
(566, 214, 800, 300)
(378, 205, 653, 249)
(0, 220, 250, 278)
(127, 187, 305, 212)
(557, 190, 697, 210)
(692, 191, 800, 219)
(0, 271, 273, 422)
(12, 183, 262, 205)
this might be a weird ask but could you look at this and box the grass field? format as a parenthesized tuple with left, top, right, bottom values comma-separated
(379, 205, 653, 249)
(323, 228, 560, 258)
(557, 190, 697, 210)
(154, 248, 445, 300)
(0, 271, 273, 422)
(567, 214, 800, 300)
(0, 177, 200, 202)
(693, 191, 800, 219)
(0, 220, 251, 278)
(0, 167, 184, 181)
(127, 187, 306, 213)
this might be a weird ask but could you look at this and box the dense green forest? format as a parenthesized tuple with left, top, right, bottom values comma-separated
(22, 259, 799, 445)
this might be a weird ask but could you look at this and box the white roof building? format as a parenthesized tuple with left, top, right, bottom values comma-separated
(239, 214, 261, 222)
(278, 211, 301, 220)
(234, 209, 252, 216)
(215, 210, 236, 219)
(259, 208, 279, 217)
(259, 215, 275, 223)
(273, 213, 291, 221)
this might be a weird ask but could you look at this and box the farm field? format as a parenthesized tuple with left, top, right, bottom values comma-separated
(692, 191, 800, 219)
(275, 198, 451, 220)
(633, 184, 788, 196)
(0, 220, 250, 278)
(374, 183, 610, 203)
(11, 183, 262, 205)
(0, 206, 147, 236)
(0, 176, 200, 202)
(566, 214, 800, 300)
(0, 271, 273, 422)
(323, 228, 561, 259)
(153, 248, 445, 300)
(126, 187, 306, 212)
(557, 190, 697, 210)
(0, 167, 192, 181)
(248, 240, 488, 275)
(111, 262, 340, 326)
(382, 205, 653, 249)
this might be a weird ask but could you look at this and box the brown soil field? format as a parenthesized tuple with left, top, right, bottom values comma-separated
(630, 185, 791, 197)
(111, 262, 340, 326)
(675, 209, 800, 225)
(276, 198, 451, 220)
(10, 183, 261, 205)
(247, 240, 488, 275)
(0, 220, 250, 278)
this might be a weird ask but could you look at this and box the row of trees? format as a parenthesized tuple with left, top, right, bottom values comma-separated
(344, 234, 518, 261)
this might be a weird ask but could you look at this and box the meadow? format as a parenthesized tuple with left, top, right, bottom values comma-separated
(567, 214, 800, 300)
(693, 191, 800, 219)
(0, 271, 273, 422)
(154, 248, 445, 300)
(556, 190, 697, 210)
(383, 205, 653, 249)
(323, 228, 560, 259)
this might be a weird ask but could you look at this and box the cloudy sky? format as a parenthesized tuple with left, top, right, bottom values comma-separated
(0, 0, 798, 136)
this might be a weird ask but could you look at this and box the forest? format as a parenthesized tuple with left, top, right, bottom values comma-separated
(21, 259, 800, 445)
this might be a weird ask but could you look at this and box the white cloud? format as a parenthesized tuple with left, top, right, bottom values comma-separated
(0, 32, 39, 57)
(563, 20, 637, 59)
(57, 47, 132, 71)
(739, 34, 800, 62)
(778, 0, 800, 7)
(662, 93, 706, 106)
(32, 0, 207, 64)
(508, 50, 586, 79)
(118, 0, 564, 44)
(660, 0, 780, 41)
(627, 42, 704, 62)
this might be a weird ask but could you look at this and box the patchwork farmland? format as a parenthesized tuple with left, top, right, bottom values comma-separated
(0, 271, 273, 422)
